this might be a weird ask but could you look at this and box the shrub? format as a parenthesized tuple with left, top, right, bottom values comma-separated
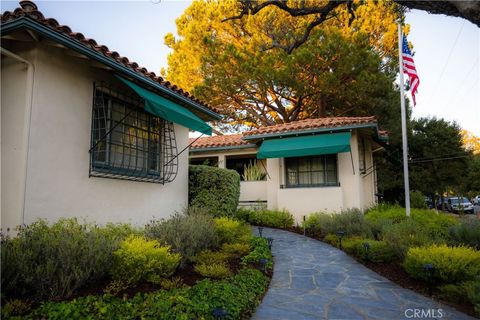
(214, 217, 252, 244)
(221, 242, 251, 258)
(1, 218, 127, 302)
(241, 237, 273, 269)
(248, 209, 294, 229)
(26, 268, 269, 320)
(189, 165, 240, 217)
(403, 244, 480, 284)
(342, 238, 395, 263)
(1, 299, 31, 318)
(324, 234, 340, 247)
(111, 235, 180, 286)
(449, 219, 480, 249)
(158, 277, 185, 290)
(242, 161, 267, 181)
(194, 263, 232, 279)
(303, 209, 372, 238)
(193, 250, 230, 265)
(466, 279, 480, 316)
(382, 219, 438, 259)
(145, 210, 219, 263)
(234, 207, 254, 222)
(410, 190, 428, 209)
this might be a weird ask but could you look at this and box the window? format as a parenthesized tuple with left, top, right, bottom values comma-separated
(90, 84, 178, 183)
(284, 155, 338, 187)
(190, 157, 219, 166)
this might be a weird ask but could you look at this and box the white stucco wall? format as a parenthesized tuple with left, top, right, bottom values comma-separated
(1, 42, 190, 230)
(240, 181, 267, 202)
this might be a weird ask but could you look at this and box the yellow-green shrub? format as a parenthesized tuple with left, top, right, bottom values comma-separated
(324, 234, 340, 247)
(342, 238, 395, 263)
(214, 217, 252, 244)
(403, 245, 480, 284)
(194, 263, 232, 279)
(193, 250, 230, 265)
(221, 242, 251, 258)
(111, 235, 181, 286)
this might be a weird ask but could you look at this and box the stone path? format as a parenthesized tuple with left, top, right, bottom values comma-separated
(252, 227, 475, 320)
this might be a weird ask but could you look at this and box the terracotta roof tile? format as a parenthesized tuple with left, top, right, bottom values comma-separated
(243, 116, 377, 137)
(190, 134, 251, 149)
(1, 1, 218, 114)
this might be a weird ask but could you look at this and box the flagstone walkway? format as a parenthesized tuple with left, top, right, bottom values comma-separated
(251, 227, 474, 320)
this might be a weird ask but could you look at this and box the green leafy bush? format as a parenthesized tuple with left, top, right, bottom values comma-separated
(234, 207, 254, 222)
(242, 161, 267, 181)
(214, 217, 252, 244)
(194, 263, 232, 279)
(241, 237, 273, 269)
(323, 234, 340, 246)
(403, 244, 480, 284)
(145, 210, 219, 263)
(111, 235, 180, 286)
(1, 218, 128, 302)
(303, 209, 372, 238)
(189, 165, 240, 217)
(25, 268, 269, 320)
(410, 190, 428, 209)
(382, 219, 438, 259)
(221, 242, 251, 258)
(248, 209, 294, 229)
(1, 299, 31, 318)
(342, 238, 395, 263)
(449, 219, 480, 249)
(193, 250, 230, 265)
(466, 279, 480, 316)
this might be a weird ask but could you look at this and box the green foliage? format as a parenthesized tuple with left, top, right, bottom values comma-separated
(189, 165, 240, 217)
(241, 237, 273, 269)
(214, 217, 252, 244)
(1, 218, 130, 302)
(324, 234, 340, 247)
(221, 242, 252, 258)
(193, 250, 230, 265)
(246, 209, 294, 229)
(1, 299, 31, 318)
(234, 207, 254, 222)
(438, 283, 469, 304)
(410, 190, 427, 209)
(25, 268, 269, 320)
(145, 210, 220, 264)
(342, 238, 395, 263)
(303, 209, 372, 238)
(403, 245, 480, 284)
(242, 161, 266, 181)
(158, 277, 185, 290)
(194, 263, 232, 279)
(382, 219, 438, 259)
(466, 279, 480, 316)
(449, 219, 480, 249)
(111, 235, 180, 286)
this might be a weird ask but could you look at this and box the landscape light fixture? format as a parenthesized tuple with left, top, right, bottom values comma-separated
(336, 230, 346, 249)
(423, 263, 435, 296)
(267, 237, 274, 250)
(258, 226, 264, 238)
(212, 308, 229, 319)
(363, 242, 371, 261)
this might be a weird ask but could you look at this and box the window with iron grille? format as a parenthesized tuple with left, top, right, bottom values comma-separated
(284, 155, 338, 188)
(90, 83, 178, 183)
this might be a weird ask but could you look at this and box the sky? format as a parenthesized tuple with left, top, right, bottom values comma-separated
(2, 0, 479, 135)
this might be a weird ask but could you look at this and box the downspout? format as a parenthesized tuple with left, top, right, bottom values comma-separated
(1, 47, 35, 227)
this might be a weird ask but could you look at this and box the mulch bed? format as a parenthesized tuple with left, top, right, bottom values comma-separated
(277, 226, 476, 317)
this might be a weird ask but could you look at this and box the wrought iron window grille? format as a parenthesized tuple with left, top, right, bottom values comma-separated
(89, 82, 178, 183)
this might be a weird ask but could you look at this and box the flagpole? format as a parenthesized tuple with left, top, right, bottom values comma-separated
(397, 23, 411, 217)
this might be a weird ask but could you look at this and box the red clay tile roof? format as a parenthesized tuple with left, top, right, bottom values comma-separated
(243, 116, 377, 137)
(1, 1, 218, 114)
(190, 134, 252, 149)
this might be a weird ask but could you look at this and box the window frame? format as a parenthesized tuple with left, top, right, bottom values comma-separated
(283, 154, 339, 188)
(89, 84, 167, 183)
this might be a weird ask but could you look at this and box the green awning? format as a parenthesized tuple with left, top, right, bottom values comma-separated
(257, 132, 351, 159)
(117, 76, 212, 135)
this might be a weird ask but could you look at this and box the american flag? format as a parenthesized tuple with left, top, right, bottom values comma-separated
(402, 35, 420, 106)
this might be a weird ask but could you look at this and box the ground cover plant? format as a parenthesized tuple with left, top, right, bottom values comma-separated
(234, 207, 294, 229)
(1, 209, 272, 319)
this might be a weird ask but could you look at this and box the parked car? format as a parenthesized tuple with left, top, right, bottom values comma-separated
(446, 197, 474, 214)
(472, 195, 480, 206)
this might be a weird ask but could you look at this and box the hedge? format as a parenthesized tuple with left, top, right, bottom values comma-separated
(189, 165, 240, 217)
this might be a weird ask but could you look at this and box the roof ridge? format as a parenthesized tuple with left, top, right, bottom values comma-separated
(1, 1, 218, 114)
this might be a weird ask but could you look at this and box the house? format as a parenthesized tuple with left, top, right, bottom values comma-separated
(190, 117, 387, 221)
(1, 1, 220, 231)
